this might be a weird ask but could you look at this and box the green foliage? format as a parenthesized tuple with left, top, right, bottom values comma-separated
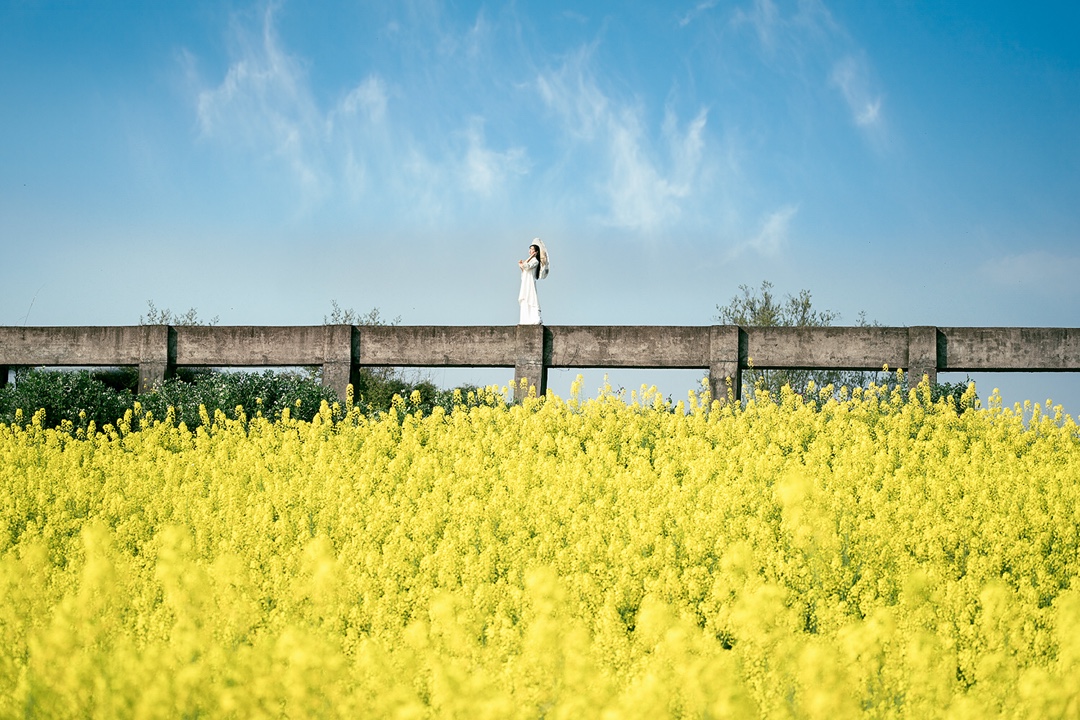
(924, 376, 979, 414)
(0, 368, 137, 430)
(321, 301, 455, 415)
(0, 302, 496, 430)
(324, 299, 400, 327)
(716, 281, 980, 408)
(0, 366, 480, 430)
(716, 280, 841, 328)
(717, 281, 889, 400)
(350, 373, 480, 417)
(0, 368, 334, 430)
(138, 369, 337, 427)
(139, 300, 218, 326)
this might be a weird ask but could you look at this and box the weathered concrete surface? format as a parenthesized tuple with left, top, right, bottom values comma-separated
(513, 324, 546, 401)
(0, 326, 146, 365)
(546, 326, 710, 368)
(708, 325, 741, 402)
(743, 327, 911, 370)
(138, 325, 174, 393)
(321, 325, 359, 401)
(4, 325, 1080, 399)
(175, 326, 329, 366)
(359, 326, 518, 366)
(939, 327, 1080, 371)
(175, 325, 361, 399)
(906, 326, 939, 386)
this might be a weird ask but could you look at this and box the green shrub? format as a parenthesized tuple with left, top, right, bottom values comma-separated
(137, 369, 338, 427)
(0, 368, 137, 430)
(0, 367, 335, 430)
(924, 376, 979, 414)
(0, 366, 480, 430)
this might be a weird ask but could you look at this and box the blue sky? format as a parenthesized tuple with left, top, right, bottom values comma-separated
(2, 0, 1079, 410)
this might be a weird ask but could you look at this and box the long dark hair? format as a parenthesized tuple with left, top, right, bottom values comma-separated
(529, 244, 541, 279)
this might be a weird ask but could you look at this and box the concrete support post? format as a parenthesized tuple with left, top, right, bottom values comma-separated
(708, 325, 742, 403)
(513, 324, 546, 401)
(138, 325, 172, 394)
(907, 326, 939, 389)
(322, 324, 357, 403)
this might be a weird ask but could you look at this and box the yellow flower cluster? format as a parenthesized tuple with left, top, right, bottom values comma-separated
(1, 381, 1079, 718)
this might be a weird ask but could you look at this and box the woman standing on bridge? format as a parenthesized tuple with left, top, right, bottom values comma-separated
(518, 238, 548, 325)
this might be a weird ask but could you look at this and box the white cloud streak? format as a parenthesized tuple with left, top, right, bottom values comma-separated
(330, 75, 391, 200)
(730, 0, 781, 50)
(186, 1, 866, 241)
(678, 0, 721, 28)
(729, 204, 798, 258)
(535, 46, 610, 143)
(189, 3, 529, 219)
(338, 76, 388, 125)
(831, 55, 883, 128)
(194, 4, 326, 200)
(536, 52, 709, 232)
(727, 0, 886, 137)
(462, 119, 528, 196)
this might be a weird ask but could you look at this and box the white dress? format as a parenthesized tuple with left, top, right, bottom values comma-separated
(518, 257, 542, 325)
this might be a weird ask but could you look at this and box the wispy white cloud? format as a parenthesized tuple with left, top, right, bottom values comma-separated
(330, 74, 391, 200)
(730, 0, 843, 55)
(194, 3, 326, 199)
(464, 11, 491, 60)
(606, 110, 675, 230)
(730, 0, 781, 49)
(678, 0, 721, 28)
(535, 46, 610, 142)
(728, 204, 798, 258)
(337, 75, 388, 125)
(462, 119, 529, 196)
(665, 106, 708, 178)
(726, 0, 886, 140)
(186, 1, 830, 239)
(831, 55, 883, 128)
(187, 3, 530, 219)
(536, 53, 709, 232)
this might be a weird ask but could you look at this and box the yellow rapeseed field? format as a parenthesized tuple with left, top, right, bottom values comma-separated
(1, 379, 1079, 718)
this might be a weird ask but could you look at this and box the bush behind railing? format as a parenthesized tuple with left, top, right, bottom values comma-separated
(0, 367, 476, 431)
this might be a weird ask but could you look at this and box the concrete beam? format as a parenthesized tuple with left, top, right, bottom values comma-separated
(4, 326, 1080, 402)
(744, 326, 911, 370)
(0, 326, 144, 366)
(939, 327, 1080, 371)
(546, 326, 710, 368)
(359, 326, 518, 366)
(174, 326, 328, 366)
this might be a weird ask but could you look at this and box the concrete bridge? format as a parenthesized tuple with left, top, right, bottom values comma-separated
(2, 325, 1079, 402)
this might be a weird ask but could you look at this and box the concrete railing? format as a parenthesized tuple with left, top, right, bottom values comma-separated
(2, 325, 1079, 402)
